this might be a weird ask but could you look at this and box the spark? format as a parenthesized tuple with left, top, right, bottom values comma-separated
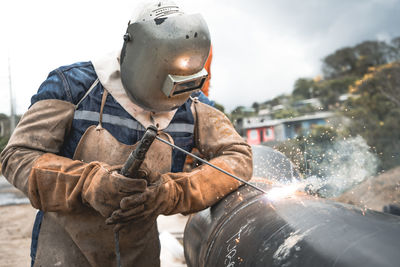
(265, 183, 301, 201)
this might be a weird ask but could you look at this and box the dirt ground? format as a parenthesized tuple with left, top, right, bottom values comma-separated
(0, 204, 188, 267)
(336, 166, 400, 211)
(0, 204, 37, 267)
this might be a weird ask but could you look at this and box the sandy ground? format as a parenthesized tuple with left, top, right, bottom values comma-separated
(0, 204, 188, 267)
(0, 175, 35, 267)
(0, 204, 36, 267)
(336, 166, 400, 211)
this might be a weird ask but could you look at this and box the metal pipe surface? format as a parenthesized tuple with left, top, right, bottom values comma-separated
(183, 147, 400, 267)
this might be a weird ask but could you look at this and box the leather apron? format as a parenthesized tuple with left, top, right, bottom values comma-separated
(34, 89, 173, 267)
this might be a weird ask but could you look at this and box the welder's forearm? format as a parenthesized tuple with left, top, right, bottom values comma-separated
(0, 99, 78, 210)
(163, 142, 252, 215)
(1, 147, 89, 211)
(212, 142, 253, 181)
(0, 146, 43, 196)
(164, 101, 253, 215)
(28, 153, 92, 211)
(193, 101, 253, 180)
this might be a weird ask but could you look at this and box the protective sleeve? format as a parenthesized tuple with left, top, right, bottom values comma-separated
(1, 63, 103, 211)
(163, 101, 253, 215)
(0, 99, 91, 211)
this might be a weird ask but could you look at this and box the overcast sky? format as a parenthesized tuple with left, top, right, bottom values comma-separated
(1, 0, 400, 115)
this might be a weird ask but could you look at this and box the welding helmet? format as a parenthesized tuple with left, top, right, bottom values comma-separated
(120, 1, 211, 112)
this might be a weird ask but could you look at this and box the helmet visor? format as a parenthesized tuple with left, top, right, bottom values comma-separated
(162, 68, 208, 97)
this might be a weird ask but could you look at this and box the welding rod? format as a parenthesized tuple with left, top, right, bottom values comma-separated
(155, 136, 268, 194)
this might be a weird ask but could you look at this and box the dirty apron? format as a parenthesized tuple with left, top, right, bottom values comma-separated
(34, 89, 173, 267)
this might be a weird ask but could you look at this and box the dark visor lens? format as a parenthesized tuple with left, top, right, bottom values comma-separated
(172, 77, 207, 95)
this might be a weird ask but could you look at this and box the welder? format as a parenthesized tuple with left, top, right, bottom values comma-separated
(0, 1, 252, 266)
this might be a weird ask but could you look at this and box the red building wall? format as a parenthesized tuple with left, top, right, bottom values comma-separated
(246, 127, 275, 145)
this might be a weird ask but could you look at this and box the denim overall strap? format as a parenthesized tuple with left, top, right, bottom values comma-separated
(75, 78, 99, 110)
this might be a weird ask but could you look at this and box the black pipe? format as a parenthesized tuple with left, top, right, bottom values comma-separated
(183, 147, 400, 267)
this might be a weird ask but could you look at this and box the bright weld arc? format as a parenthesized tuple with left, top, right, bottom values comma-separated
(155, 136, 268, 194)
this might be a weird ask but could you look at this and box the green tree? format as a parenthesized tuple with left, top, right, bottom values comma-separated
(0, 113, 8, 121)
(345, 61, 400, 170)
(356, 62, 400, 107)
(272, 108, 299, 119)
(263, 94, 290, 107)
(213, 102, 225, 113)
(292, 78, 315, 99)
(392, 37, 400, 59)
(323, 47, 358, 78)
(353, 41, 394, 74)
(322, 40, 399, 79)
(0, 113, 10, 154)
(252, 102, 260, 113)
(313, 75, 357, 109)
(229, 105, 256, 121)
(0, 136, 9, 153)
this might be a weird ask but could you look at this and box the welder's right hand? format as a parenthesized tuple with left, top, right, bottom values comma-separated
(82, 163, 147, 218)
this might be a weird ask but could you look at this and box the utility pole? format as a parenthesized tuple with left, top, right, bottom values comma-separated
(8, 56, 16, 134)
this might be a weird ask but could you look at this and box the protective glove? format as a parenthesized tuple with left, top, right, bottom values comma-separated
(106, 158, 243, 225)
(81, 164, 147, 217)
(28, 153, 147, 217)
(105, 175, 176, 225)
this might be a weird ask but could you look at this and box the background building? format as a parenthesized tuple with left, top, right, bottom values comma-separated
(240, 112, 336, 145)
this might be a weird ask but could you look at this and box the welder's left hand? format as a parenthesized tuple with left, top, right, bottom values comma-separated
(106, 157, 246, 227)
(105, 175, 177, 225)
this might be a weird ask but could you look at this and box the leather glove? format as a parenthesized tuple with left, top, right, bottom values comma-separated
(106, 158, 243, 225)
(28, 153, 147, 217)
(81, 163, 147, 218)
(106, 175, 176, 225)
